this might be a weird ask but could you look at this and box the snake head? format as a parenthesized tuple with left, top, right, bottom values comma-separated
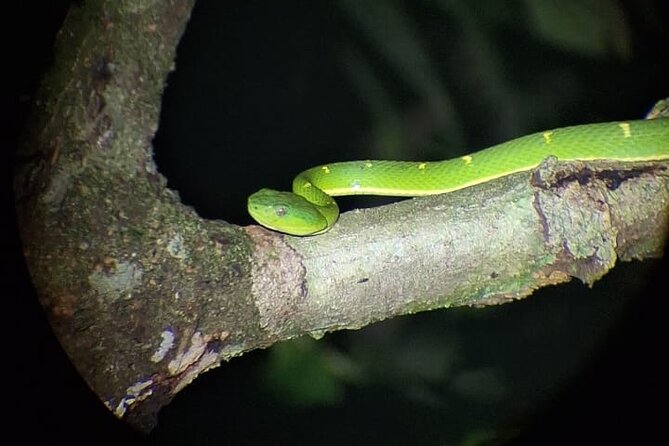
(247, 188, 329, 236)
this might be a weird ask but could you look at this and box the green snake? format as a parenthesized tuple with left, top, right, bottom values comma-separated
(248, 116, 669, 236)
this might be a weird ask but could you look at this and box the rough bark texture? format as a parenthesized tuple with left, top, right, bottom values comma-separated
(284, 159, 669, 335)
(15, 0, 669, 433)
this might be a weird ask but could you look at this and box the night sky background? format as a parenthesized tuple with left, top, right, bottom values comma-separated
(11, 1, 669, 444)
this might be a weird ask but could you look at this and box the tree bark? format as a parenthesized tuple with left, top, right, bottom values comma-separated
(15, 0, 669, 432)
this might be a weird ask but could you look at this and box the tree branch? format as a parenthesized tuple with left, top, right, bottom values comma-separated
(272, 159, 668, 337)
(15, 0, 669, 432)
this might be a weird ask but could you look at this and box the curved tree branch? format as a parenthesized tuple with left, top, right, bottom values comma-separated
(15, 0, 669, 432)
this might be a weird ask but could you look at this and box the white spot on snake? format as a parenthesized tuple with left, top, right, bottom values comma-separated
(543, 132, 553, 144)
(461, 155, 473, 165)
(351, 180, 361, 190)
(418, 162, 427, 170)
(303, 181, 312, 188)
(618, 122, 631, 138)
(364, 161, 373, 168)
(321, 166, 330, 174)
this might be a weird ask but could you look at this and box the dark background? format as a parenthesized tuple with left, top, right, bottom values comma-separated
(12, 1, 668, 444)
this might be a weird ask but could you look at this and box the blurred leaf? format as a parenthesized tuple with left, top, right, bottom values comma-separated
(451, 367, 507, 403)
(338, 0, 464, 149)
(262, 337, 361, 406)
(433, 0, 525, 144)
(523, 0, 631, 58)
(459, 429, 504, 446)
(341, 47, 407, 159)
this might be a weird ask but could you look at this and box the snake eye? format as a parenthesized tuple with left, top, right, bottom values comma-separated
(275, 206, 287, 217)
